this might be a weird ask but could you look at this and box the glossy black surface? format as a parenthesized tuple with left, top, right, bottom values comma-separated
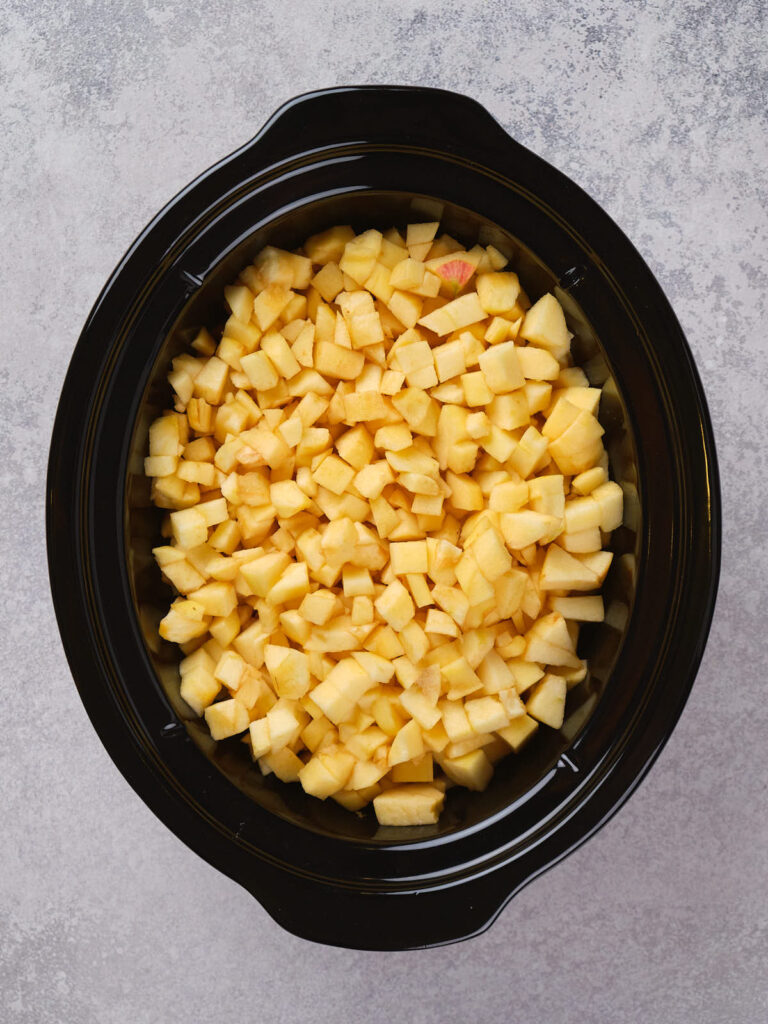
(47, 86, 720, 949)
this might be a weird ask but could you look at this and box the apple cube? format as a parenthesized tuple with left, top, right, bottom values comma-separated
(343, 390, 389, 423)
(497, 714, 539, 752)
(189, 581, 237, 618)
(399, 688, 442, 731)
(259, 747, 304, 783)
(266, 700, 306, 750)
(438, 696, 475, 745)
(341, 565, 373, 597)
(204, 698, 250, 740)
(389, 258, 426, 290)
(431, 584, 469, 627)
(388, 719, 425, 767)
(374, 579, 415, 630)
(264, 645, 311, 699)
(516, 345, 560, 380)
(389, 540, 429, 575)
(372, 693, 407, 738)
(476, 272, 522, 315)
(299, 753, 347, 799)
(571, 466, 608, 495)
(313, 340, 365, 380)
(519, 293, 572, 361)
(252, 285, 293, 331)
(460, 371, 494, 407)
(333, 424, 373, 470)
(390, 753, 434, 783)
(373, 784, 444, 825)
(550, 595, 605, 621)
(465, 696, 509, 734)
(354, 461, 394, 500)
(446, 471, 483, 511)
(347, 760, 388, 791)
(440, 748, 493, 790)
(591, 480, 624, 531)
(418, 292, 486, 336)
(311, 261, 345, 302)
(312, 454, 355, 495)
(525, 673, 567, 728)
(340, 229, 383, 285)
(270, 480, 310, 518)
(471, 526, 512, 582)
(576, 550, 613, 584)
(149, 414, 182, 458)
(539, 544, 600, 591)
(240, 552, 291, 597)
(213, 649, 246, 691)
(180, 665, 220, 715)
(304, 225, 355, 264)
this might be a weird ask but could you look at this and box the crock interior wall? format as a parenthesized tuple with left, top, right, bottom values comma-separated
(126, 190, 639, 842)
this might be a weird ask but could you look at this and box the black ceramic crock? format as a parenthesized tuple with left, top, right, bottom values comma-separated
(47, 86, 720, 950)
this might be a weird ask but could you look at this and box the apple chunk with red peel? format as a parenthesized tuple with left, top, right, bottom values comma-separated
(426, 250, 482, 296)
(435, 258, 475, 294)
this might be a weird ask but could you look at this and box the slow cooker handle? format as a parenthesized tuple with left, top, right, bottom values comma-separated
(244, 85, 520, 166)
(245, 864, 526, 950)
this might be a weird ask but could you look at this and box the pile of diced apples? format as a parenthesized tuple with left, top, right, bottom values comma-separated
(145, 220, 623, 827)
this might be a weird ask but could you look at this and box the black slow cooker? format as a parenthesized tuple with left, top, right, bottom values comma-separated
(47, 86, 719, 949)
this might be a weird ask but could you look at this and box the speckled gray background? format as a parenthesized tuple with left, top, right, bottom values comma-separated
(2, 0, 767, 1021)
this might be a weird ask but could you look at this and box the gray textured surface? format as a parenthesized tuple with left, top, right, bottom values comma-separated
(2, 0, 767, 1021)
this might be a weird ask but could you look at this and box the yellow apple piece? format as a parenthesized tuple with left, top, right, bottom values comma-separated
(204, 698, 250, 740)
(390, 753, 434, 783)
(339, 229, 383, 285)
(497, 714, 539, 752)
(591, 480, 624, 531)
(519, 292, 572, 361)
(388, 719, 425, 766)
(439, 748, 493, 790)
(476, 271, 522, 315)
(516, 345, 560, 380)
(264, 645, 311, 699)
(418, 292, 487, 336)
(373, 784, 444, 825)
(550, 595, 605, 621)
(525, 674, 567, 728)
(304, 225, 355, 264)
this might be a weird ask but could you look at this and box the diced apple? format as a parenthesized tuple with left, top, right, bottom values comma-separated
(516, 345, 560, 380)
(374, 579, 415, 630)
(476, 272, 522, 315)
(525, 674, 567, 728)
(465, 696, 509, 734)
(591, 480, 624, 531)
(304, 225, 356, 264)
(204, 698, 250, 740)
(539, 544, 600, 591)
(497, 714, 539, 752)
(390, 753, 434, 783)
(264, 645, 311, 699)
(550, 595, 605, 621)
(519, 293, 572, 361)
(388, 719, 425, 767)
(440, 748, 493, 790)
(373, 784, 444, 825)
(418, 292, 487, 336)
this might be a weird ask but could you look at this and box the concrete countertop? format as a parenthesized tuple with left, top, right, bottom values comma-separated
(2, 1, 766, 1021)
